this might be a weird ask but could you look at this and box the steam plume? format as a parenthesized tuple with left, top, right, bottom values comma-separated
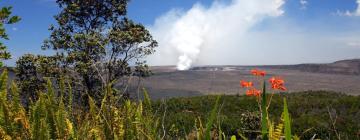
(148, 0, 285, 70)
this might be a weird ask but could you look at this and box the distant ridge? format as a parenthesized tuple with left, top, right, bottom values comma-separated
(188, 59, 360, 75)
(256, 59, 360, 75)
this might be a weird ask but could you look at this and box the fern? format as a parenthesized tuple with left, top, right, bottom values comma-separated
(0, 69, 13, 136)
(0, 69, 8, 95)
(39, 118, 51, 140)
(266, 98, 292, 140)
(45, 79, 58, 138)
(31, 93, 50, 139)
(269, 114, 284, 140)
(55, 96, 67, 138)
(13, 108, 30, 138)
(143, 88, 152, 112)
(65, 118, 74, 138)
(11, 81, 30, 138)
(10, 82, 20, 112)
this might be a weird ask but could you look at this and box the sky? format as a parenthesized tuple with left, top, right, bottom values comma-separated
(1, 0, 360, 69)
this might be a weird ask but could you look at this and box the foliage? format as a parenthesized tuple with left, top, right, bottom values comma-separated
(40, 0, 158, 99)
(1, 67, 360, 139)
(15, 54, 65, 106)
(0, 70, 161, 139)
(0, 1, 21, 67)
(283, 98, 292, 140)
(190, 96, 221, 139)
(153, 92, 360, 139)
(0, 69, 31, 139)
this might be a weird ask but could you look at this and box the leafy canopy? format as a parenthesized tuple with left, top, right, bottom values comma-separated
(0, 1, 21, 67)
(16, 0, 157, 100)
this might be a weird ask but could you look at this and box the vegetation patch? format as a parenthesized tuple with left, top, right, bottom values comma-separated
(153, 91, 360, 139)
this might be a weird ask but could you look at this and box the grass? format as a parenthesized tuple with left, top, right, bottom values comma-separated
(153, 91, 360, 139)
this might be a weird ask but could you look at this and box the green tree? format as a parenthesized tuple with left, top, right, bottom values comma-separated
(0, 1, 21, 67)
(41, 0, 157, 99)
(15, 54, 65, 106)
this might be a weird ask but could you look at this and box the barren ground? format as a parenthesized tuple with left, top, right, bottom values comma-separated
(130, 66, 360, 99)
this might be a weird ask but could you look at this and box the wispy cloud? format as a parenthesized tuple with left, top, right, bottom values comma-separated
(334, 0, 360, 16)
(300, 0, 308, 10)
(346, 42, 360, 48)
(12, 27, 18, 31)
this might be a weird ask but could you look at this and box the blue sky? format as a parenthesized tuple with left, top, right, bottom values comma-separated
(1, 0, 360, 67)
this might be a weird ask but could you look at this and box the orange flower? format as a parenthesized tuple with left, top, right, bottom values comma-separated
(240, 80, 253, 88)
(246, 89, 253, 96)
(259, 71, 266, 77)
(251, 69, 258, 76)
(246, 88, 262, 96)
(251, 69, 266, 77)
(269, 76, 286, 91)
(253, 89, 262, 96)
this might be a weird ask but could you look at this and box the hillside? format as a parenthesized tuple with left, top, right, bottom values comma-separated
(189, 59, 360, 75)
(261, 59, 360, 75)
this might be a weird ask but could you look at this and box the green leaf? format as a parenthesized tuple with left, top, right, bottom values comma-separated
(231, 135, 237, 140)
(283, 97, 292, 140)
(261, 81, 268, 140)
(205, 96, 221, 140)
(0, 7, 11, 17)
(7, 16, 21, 24)
(237, 131, 249, 140)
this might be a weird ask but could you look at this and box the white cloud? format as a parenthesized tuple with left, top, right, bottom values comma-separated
(148, 0, 285, 70)
(334, 0, 360, 16)
(346, 42, 360, 48)
(12, 27, 18, 31)
(300, 0, 308, 10)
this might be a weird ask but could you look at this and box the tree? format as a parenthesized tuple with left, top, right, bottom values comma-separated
(15, 54, 65, 106)
(41, 0, 157, 98)
(0, 2, 21, 67)
(15, 54, 45, 105)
